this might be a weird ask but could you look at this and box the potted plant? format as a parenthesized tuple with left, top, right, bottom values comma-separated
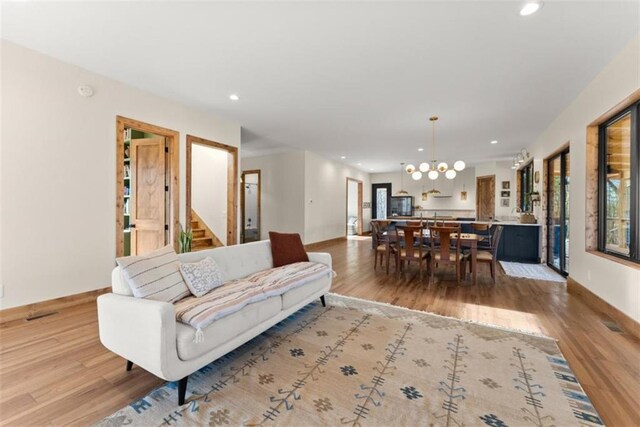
(528, 191, 541, 204)
(178, 223, 193, 253)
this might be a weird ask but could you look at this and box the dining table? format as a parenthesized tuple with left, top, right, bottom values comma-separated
(384, 229, 486, 285)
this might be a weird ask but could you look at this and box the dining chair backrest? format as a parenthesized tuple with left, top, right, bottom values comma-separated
(490, 225, 504, 255)
(395, 225, 424, 259)
(471, 223, 490, 232)
(429, 225, 461, 262)
(370, 221, 384, 244)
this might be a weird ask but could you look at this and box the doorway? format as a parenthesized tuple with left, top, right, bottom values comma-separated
(346, 178, 363, 236)
(241, 170, 261, 243)
(476, 175, 496, 221)
(547, 148, 570, 276)
(186, 135, 238, 247)
(116, 116, 179, 257)
(372, 183, 391, 220)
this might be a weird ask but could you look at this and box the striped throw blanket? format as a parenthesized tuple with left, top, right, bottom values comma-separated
(175, 262, 331, 343)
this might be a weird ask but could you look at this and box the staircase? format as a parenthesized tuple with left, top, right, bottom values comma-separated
(190, 210, 225, 251)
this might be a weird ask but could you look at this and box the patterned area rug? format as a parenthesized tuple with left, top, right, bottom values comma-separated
(97, 294, 602, 426)
(500, 261, 566, 283)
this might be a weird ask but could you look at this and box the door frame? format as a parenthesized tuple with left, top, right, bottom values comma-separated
(371, 183, 392, 219)
(476, 175, 496, 221)
(346, 178, 364, 235)
(545, 146, 570, 276)
(116, 116, 179, 257)
(240, 169, 261, 243)
(186, 135, 238, 246)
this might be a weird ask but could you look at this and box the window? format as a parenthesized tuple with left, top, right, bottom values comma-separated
(519, 161, 534, 212)
(598, 100, 639, 262)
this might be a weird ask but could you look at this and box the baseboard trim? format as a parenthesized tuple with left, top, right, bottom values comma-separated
(0, 287, 111, 324)
(567, 276, 640, 339)
(305, 236, 347, 251)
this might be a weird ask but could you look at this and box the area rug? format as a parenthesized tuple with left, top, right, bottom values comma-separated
(500, 261, 566, 283)
(97, 294, 602, 426)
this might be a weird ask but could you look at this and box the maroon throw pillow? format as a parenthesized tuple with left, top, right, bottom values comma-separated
(269, 232, 309, 267)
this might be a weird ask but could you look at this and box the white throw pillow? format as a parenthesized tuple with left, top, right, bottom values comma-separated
(180, 257, 224, 297)
(116, 245, 190, 303)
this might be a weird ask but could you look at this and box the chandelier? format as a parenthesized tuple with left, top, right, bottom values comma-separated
(511, 148, 530, 169)
(405, 116, 465, 180)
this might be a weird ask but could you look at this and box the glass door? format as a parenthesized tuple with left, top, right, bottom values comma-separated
(372, 183, 391, 219)
(547, 149, 570, 275)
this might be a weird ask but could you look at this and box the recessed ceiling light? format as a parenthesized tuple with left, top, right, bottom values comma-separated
(418, 148, 424, 152)
(341, 156, 346, 159)
(520, 1, 542, 16)
(229, 94, 239, 101)
(357, 163, 362, 166)
(370, 168, 374, 171)
(490, 140, 498, 144)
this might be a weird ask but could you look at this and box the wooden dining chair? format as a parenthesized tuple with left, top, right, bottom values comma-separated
(394, 225, 430, 279)
(471, 223, 493, 250)
(371, 221, 397, 274)
(428, 225, 468, 284)
(474, 225, 504, 284)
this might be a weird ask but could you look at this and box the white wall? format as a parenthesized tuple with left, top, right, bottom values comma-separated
(526, 34, 640, 322)
(475, 161, 518, 219)
(371, 167, 476, 217)
(347, 180, 358, 219)
(241, 151, 372, 245)
(304, 151, 371, 244)
(241, 151, 306, 241)
(0, 41, 241, 309)
(191, 143, 228, 241)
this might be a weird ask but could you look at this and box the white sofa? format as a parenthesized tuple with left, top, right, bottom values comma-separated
(97, 240, 332, 405)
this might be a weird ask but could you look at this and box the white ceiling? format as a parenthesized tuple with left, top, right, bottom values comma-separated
(2, 1, 639, 173)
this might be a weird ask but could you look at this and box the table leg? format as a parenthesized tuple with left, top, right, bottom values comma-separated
(471, 241, 477, 286)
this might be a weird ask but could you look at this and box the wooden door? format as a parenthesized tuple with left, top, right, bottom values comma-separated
(130, 137, 167, 255)
(476, 175, 495, 221)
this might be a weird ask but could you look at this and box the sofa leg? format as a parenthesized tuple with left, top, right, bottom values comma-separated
(178, 376, 188, 405)
(126, 360, 133, 372)
(320, 295, 326, 307)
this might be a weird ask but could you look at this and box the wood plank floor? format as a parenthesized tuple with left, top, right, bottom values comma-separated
(1, 237, 639, 426)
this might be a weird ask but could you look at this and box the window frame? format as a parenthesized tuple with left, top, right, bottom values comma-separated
(519, 161, 534, 212)
(597, 101, 640, 263)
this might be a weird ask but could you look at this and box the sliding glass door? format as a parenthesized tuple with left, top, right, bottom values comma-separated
(547, 149, 570, 275)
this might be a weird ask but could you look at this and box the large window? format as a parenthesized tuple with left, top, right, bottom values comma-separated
(519, 161, 534, 212)
(598, 101, 639, 262)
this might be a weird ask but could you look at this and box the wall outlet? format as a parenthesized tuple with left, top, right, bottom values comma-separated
(0, 284, 4, 298)
(587, 270, 591, 282)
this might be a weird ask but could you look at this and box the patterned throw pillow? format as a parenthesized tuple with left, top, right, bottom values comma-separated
(179, 257, 224, 297)
(116, 245, 190, 303)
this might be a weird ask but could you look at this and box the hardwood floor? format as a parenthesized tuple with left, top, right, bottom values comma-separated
(1, 237, 639, 425)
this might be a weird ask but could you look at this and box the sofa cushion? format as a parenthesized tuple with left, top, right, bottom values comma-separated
(269, 232, 309, 267)
(281, 273, 332, 309)
(175, 297, 282, 361)
(180, 257, 223, 297)
(177, 240, 274, 283)
(115, 245, 190, 303)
